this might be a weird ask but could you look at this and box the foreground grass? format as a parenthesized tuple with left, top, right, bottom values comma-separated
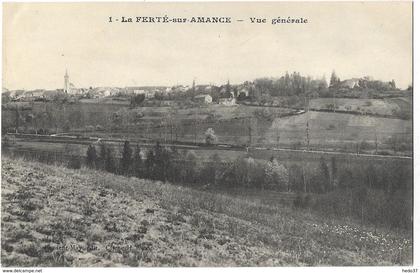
(1, 157, 412, 266)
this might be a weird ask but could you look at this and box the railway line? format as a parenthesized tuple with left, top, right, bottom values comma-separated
(5, 132, 412, 160)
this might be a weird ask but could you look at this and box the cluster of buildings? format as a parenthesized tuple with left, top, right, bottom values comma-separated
(330, 76, 397, 91)
(3, 70, 253, 105)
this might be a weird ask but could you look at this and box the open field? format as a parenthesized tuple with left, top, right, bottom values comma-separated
(266, 111, 411, 151)
(4, 133, 412, 173)
(309, 97, 411, 116)
(70, 111, 411, 153)
(2, 100, 412, 153)
(1, 158, 412, 266)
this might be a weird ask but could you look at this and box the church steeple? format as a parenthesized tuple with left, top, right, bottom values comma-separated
(64, 69, 70, 93)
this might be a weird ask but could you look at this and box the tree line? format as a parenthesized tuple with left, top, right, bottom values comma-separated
(85, 141, 411, 194)
(83, 140, 411, 229)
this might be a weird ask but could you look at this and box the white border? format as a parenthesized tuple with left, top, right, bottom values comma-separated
(0, 0, 417, 272)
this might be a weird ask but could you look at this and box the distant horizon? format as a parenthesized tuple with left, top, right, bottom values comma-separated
(2, 70, 411, 92)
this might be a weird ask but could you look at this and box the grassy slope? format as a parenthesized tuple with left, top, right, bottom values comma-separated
(309, 98, 410, 116)
(1, 158, 412, 266)
(267, 111, 411, 147)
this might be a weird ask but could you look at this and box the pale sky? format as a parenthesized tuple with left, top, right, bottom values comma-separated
(3, 2, 412, 90)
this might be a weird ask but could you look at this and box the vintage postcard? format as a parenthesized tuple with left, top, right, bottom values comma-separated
(1, 1, 414, 269)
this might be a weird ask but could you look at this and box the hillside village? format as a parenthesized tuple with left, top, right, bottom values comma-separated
(2, 71, 410, 107)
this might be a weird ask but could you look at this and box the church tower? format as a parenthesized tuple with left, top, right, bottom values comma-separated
(64, 69, 70, 93)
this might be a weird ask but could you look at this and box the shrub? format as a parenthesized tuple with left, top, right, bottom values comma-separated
(105, 148, 116, 173)
(293, 193, 311, 208)
(359, 140, 370, 151)
(85, 125, 95, 132)
(120, 140, 132, 175)
(67, 156, 81, 169)
(86, 145, 97, 168)
(2, 136, 10, 148)
(204, 128, 217, 145)
(130, 94, 145, 107)
(264, 158, 289, 191)
(326, 124, 336, 130)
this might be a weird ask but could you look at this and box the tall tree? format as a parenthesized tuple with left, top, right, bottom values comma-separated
(330, 70, 339, 87)
(120, 140, 132, 175)
(205, 128, 217, 144)
(86, 144, 97, 169)
(319, 156, 330, 192)
(390, 79, 396, 89)
(132, 145, 143, 178)
(105, 147, 116, 173)
(226, 80, 231, 94)
(98, 142, 107, 170)
(331, 156, 338, 189)
(145, 148, 155, 179)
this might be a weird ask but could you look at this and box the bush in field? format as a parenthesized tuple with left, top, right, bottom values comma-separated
(288, 164, 305, 192)
(383, 190, 412, 229)
(317, 157, 331, 192)
(130, 94, 145, 107)
(154, 142, 171, 181)
(97, 143, 107, 170)
(204, 128, 217, 145)
(63, 123, 71, 132)
(144, 142, 172, 181)
(85, 125, 95, 132)
(200, 153, 222, 186)
(293, 192, 311, 208)
(232, 156, 252, 188)
(105, 148, 116, 173)
(166, 147, 182, 183)
(183, 150, 199, 184)
(226, 156, 265, 189)
(165, 149, 199, 185)
(145, 149, 156, 179)
(264, 158, 289, 191)
(312, 188, 412, 230)
(67, 156, 81, 169)
(359, 140, 370, 151)
(338, 167, 355, 190)
(86, 145, 97, 168)
(2, 135, 10, 148)
(132, 145, 143, 178)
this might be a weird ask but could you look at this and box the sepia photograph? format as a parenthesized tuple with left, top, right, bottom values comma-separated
(1, 1, 415, 269)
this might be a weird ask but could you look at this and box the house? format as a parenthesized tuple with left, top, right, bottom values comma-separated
(220, 86, 235, 98)
(193, 94, 212, 104)
(24, 90, 45, 98)
(238, 88, 249, 97)
(337, 79, 360, 89)
(204, 85, 213, 92)
(94, 87, 120, 97)
(161, 100, 174, 106)
(9, 90, 25, 98)
(145, 91, 155, 99)
(133, 89, 145, 95)
(219, 97, 236, 106)
(102, 89, 111, 97)
(43, 90, 61, 100)
(181, 85, 190, 92)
